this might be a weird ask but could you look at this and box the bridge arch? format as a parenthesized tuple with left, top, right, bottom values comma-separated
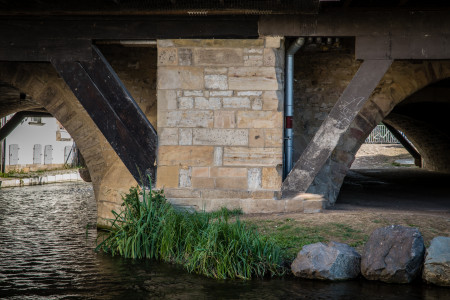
(307, 60, 450, 204)
(0, 62, 136, 227)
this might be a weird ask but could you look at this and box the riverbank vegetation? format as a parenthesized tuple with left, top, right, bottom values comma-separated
(96, 185, 285, 279)
(243, 211, 450, 261)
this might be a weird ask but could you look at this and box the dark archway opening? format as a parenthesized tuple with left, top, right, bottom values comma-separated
(337, 78, 450, 212)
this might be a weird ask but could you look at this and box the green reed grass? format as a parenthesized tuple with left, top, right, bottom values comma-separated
(96, 184, 285, 279)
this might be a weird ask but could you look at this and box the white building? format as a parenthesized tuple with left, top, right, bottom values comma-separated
(1, 116, 75, 172)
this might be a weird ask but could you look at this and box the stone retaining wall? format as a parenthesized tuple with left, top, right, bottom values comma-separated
(0, 171, 81, 188)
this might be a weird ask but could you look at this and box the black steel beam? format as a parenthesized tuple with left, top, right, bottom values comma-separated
(0, 111, 52, 141)
(51, 46, 158, 184)
(259, 11, 450, 37)
(0, 16, 258, 40)
(355, 35, 450, 60)
(0, 16, 258, 61)
(0, 39, 92, 62)
(282, 59, 393, 197)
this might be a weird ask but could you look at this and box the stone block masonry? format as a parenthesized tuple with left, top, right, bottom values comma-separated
(156, 38, 286, 207)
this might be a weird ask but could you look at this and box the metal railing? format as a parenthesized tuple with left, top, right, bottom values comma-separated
(365, 125, 400, 144)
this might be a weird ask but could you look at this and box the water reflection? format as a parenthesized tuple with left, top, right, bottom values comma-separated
(0, 183, 447, 299)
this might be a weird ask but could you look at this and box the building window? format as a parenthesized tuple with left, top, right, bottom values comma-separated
(28, 117, 45, 126)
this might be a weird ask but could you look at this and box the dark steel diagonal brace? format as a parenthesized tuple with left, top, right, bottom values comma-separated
(51, 45, 158, 185)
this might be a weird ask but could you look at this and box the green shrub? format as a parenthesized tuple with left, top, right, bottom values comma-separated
(96, 183, 284, 279)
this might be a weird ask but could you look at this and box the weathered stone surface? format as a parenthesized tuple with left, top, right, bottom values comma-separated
(179, 128, 193, 145)
(158, 111, 213, 128)
(205, 74, 228, 90)
(205, 67, 228, 75)
(159, 127, 178, 145)
(164, 188, 200, 199)
(228, 67, 280, 90)
(178, 96, 194, 109)
(158, 48, 178, 66)
(157, 40, 175, 47)
(213, 147, 223, 166)
(264, 128, 283, 147)
(210, 167, 247, 178)
(262, 90, 282, 111)
(265, 37, 282, 48)
(179, 167, 192, 188)
(223, 147, 282, 166)
(291, 241, 361, 281)
(215, 177, 248, 190)
(193, 129, 248, 146)
(237, 111, 282, 128)
(158, 146, 214, 166)
(262, 167, 282, 190)
(191, 177, 215, 189)
(194, 48, 243, 66)
(249, 128, 265, 147)
(155, 38, 286, 208)
(251, 98, 263, 110)
(303, 199, 324, 213)
(247, 168, 262, 190)
(156, 166, 179, 188)
(244, 54, 263, 67)
(423, 236, 450, 286)
(210, 90, 233, 96)
(191, 167, 210, 177)
(201, 189, 251, 199)
(183, 90, 203, 96)
(222, 97, 251, 109)
(171, 39, 263, 48)
(178, 48, 192, 66)
(195, 97, 221, 110)
(361, 225, 425, 283)
(157, 67, 204, 90)
(237, 91, 263, 96)
(214, 111, 236, 128)
(263, 48, 283, 67)
(157, 90, 177, 111)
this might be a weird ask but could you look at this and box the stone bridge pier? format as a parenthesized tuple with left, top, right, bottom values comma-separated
(3, 7, 450, 226)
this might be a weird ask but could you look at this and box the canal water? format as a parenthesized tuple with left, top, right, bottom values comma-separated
(0, 182, 448, 299)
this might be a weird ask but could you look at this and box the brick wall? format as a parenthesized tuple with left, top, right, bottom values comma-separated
(156, 38, 285, 205)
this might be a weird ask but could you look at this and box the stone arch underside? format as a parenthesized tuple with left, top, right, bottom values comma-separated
(307, 60, 450, 205)
(0, 62, 136, 227)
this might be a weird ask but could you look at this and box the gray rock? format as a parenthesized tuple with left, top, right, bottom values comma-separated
(361, 225, 425, 283)
(423, 236, 450, 286)
(291, 241, 361, 281)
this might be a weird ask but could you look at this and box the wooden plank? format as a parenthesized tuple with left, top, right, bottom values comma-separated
(0, 39, 91, 61)
(51, 59, 157, 183)
(282, 59, 393, 196)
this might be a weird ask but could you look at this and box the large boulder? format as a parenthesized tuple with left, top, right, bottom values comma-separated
(361, 225, 425, 283)
(423, 236, 450, 286)
(291, 241, 361, 281)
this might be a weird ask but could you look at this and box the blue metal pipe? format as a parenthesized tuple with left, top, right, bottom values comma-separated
(284, 37, 305, 179)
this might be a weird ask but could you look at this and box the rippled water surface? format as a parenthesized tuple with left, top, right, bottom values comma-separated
(0, 183, 448, 299)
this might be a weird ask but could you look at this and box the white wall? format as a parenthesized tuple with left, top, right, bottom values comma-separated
(4, 117, 74, 166)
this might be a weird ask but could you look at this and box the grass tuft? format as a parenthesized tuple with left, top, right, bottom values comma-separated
(96, 182, 284, 279)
